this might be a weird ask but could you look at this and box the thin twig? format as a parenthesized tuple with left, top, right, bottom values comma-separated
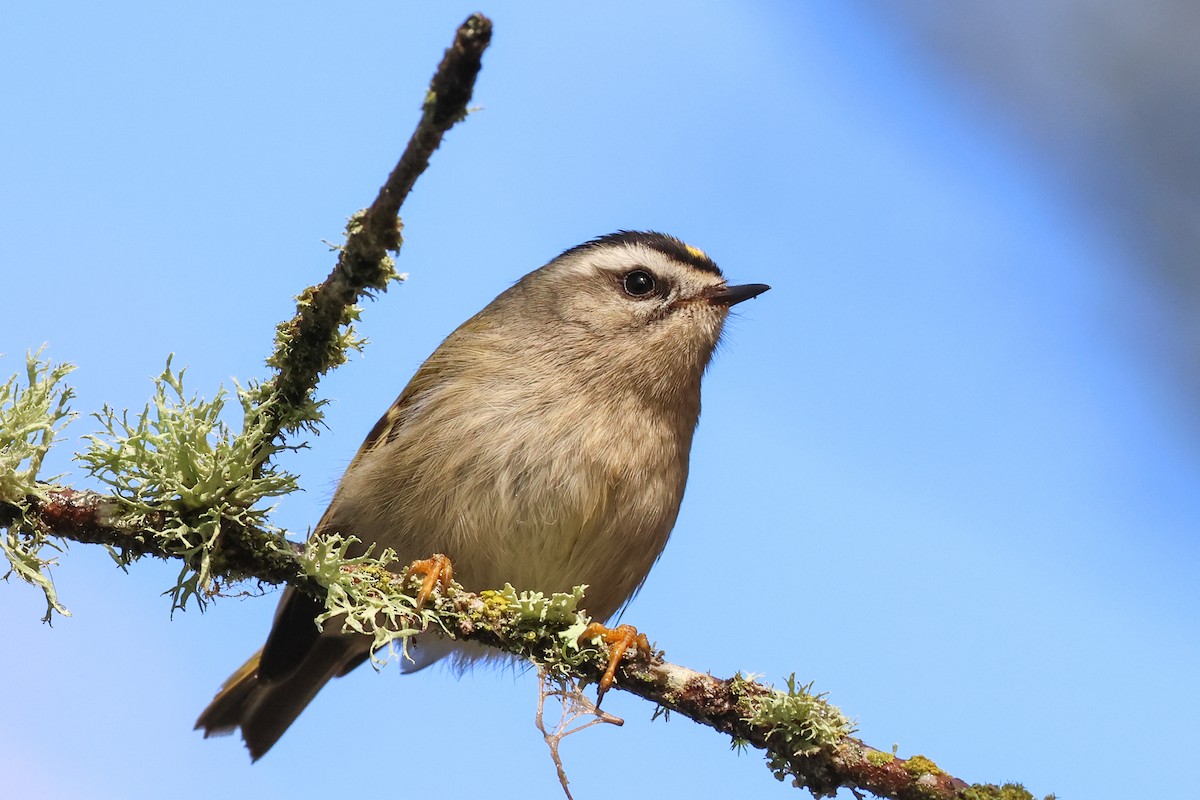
(254, 13, 493, 460)
(362, 13, 492, 247)
(535, 668, 625, 800)
(16, 488, 320, 595)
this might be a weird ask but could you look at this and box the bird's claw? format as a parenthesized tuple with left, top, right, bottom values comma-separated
(578, 622, 651, 704)
(406, 554, 454, 609)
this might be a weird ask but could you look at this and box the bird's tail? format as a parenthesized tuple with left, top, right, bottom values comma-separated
(195, 638, 354, 760)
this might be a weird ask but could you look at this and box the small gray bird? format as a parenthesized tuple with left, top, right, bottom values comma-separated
(196, 231, 769, 759)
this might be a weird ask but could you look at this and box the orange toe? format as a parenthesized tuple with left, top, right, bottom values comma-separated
(579, 622, 651, 704)
(406, 554, 454, 609)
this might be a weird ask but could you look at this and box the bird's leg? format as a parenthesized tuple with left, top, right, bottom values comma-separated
(578, 622, 651, 704)
(405, 554, 454, 609)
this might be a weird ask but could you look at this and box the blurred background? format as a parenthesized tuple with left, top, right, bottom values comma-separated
(3, 3, 1197, 798)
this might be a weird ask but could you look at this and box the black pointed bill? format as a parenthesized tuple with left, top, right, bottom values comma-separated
(704, 283, 771, 307)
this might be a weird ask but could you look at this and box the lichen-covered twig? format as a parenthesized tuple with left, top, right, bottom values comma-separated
(1, 15, 494, 617)
(14, 487, 320, 596)
(3, 486, 1042, 800)
(248, 13, 493, 462)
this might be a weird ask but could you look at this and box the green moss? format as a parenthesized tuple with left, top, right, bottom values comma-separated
(902, 754, 943, 776)
(959, 782, 1045, 800)
(865, 749, 895, 766)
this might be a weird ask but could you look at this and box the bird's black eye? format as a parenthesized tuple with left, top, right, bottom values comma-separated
(623, 269, 656, 297)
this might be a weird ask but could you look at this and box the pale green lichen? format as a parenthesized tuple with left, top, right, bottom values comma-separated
(80, 359, 296, 512)
(491, 584, 594, 676)
(0, 349, 76, 503)
(309, 533, 595, 670)
(300, 533, 428, 665)
(732, 672, 854, 786)
(301, 539, 596, 675)
(498, 584, 588, 627)
(77, 357, 301, 610)
(0, 349, 77, 620)
(6, 206, 404, 620)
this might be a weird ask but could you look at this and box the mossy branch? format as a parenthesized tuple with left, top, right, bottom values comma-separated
(0, 486, 1038, 799)
(245, 13, 493, 468)
(0, 14, 494, 617)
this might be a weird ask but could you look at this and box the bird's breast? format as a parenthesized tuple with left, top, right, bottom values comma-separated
(333, 378, 697, 622)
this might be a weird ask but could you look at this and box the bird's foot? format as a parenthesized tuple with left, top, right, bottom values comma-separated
(405, 554, 454, 609)
(578, 622, 651, 704)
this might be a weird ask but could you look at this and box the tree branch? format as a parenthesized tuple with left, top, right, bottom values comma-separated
(365, 12, 492, 244)
(252, 13, 493, 459)
(17, 487, 319, 595)
(10, 486, 1038, 800)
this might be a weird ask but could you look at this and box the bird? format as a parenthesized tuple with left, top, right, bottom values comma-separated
(195, 230, 769, 759)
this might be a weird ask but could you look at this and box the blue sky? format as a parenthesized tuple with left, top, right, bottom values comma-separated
(3, 4, 1197, 799)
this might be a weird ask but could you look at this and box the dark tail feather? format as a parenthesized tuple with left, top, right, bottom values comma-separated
(195, 639, 355, 761)
(195, 648, 263, 736)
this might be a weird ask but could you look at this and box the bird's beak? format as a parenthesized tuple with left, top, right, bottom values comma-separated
(704, 283, 771, 307)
